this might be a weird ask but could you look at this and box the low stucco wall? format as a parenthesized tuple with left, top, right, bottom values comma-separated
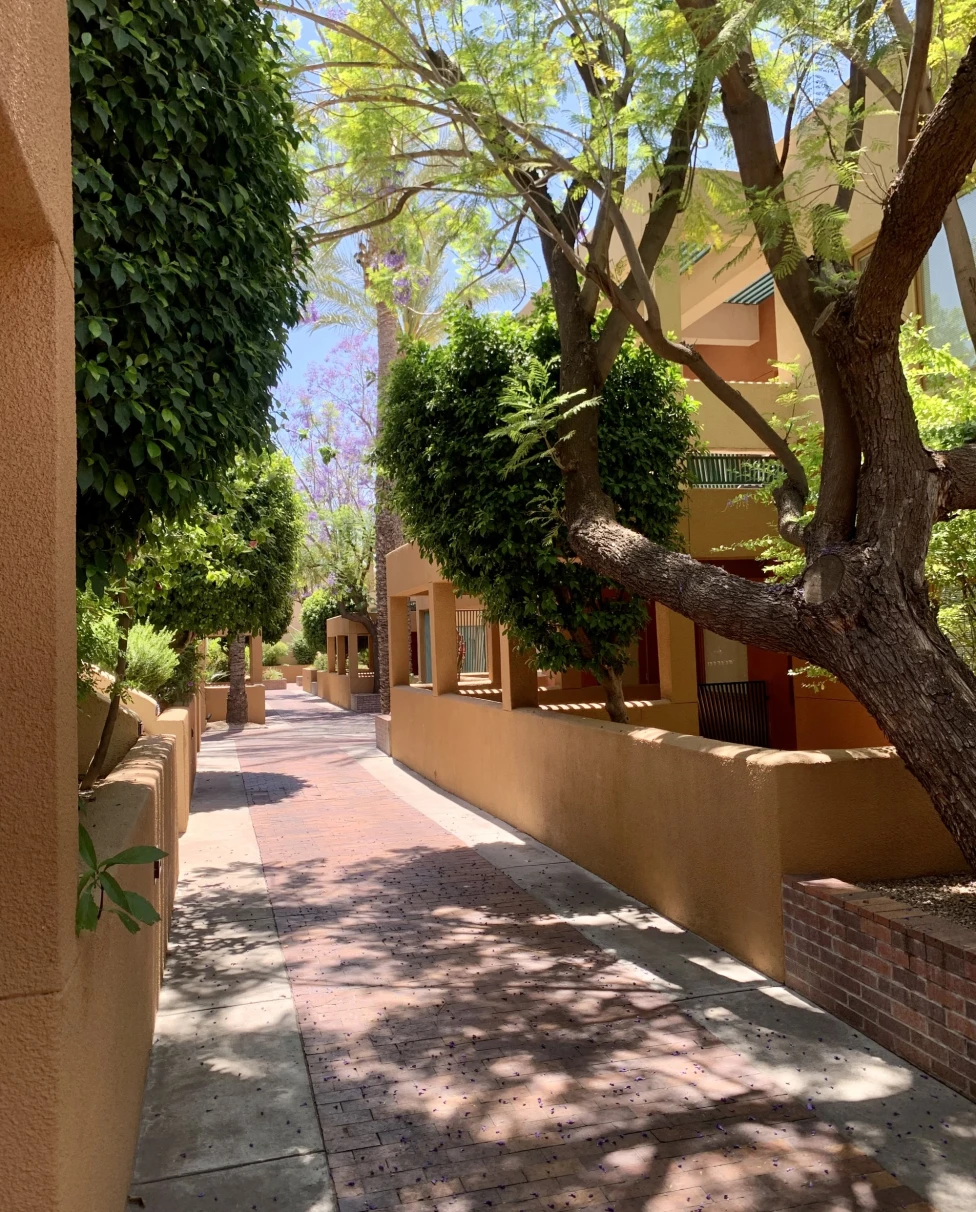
(204, 683, 266, 724)
(322, 670, 376, 710)
(390, 687, 965, 979)
(300, 667, 317, 693)
(146, 704, 195, 833)
(0, 732, 183, 1212)
(77, 690, 141, 777)
(265, 662, 304, 683)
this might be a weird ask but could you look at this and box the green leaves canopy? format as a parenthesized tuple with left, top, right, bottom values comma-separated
(71, 0, 310, 578)
(133, 453, 304, 641)
(377, 304, 695, 678)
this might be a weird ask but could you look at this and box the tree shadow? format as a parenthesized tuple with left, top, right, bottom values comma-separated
(248, 833, 945, 1212)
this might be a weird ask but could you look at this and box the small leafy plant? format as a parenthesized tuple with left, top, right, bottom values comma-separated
(77, 823, 167, 936)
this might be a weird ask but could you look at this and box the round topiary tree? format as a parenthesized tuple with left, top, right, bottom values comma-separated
(377, 302, 696, 722)
(71, 0, 310, 584)
(300, 589, 341, 656)
(134, 453, 304, 724)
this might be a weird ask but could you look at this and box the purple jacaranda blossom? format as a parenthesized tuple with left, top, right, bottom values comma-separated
(278, 332, 377, 527)
(383, 249, 408, 271)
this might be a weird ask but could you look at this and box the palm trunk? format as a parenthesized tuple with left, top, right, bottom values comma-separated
(598, 666, 630, 724)
(374, 299, 402, 714)
(226, 634, 248, 725)
(80, 595, 131, 791)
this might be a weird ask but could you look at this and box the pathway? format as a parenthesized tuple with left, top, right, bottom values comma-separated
(131, 687, 976, 1212)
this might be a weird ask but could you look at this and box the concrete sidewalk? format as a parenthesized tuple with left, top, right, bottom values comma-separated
(130, 725, 335, 1210)
(133, 687, 976, 1212)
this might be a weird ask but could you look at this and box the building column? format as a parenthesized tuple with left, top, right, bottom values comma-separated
(500, 629, 538, 710)
(337, 635, 347, 676)
(388, 596, 411, 689)
(486, 621, 502, 688)
(428, 581, 459, 696)
(247, 633, 262, 683)
(656, 603, 698, 705)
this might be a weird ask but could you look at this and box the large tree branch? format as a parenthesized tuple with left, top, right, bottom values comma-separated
(896, 0, 934, 166)
(567, 510, 803, 654)
(592, 74, 712, 377)
(855, 34, 976, 339)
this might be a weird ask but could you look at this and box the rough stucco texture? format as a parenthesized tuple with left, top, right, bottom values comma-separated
(390, 687, 966, 979)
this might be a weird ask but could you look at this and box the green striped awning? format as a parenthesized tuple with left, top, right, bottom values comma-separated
(727, 272, 775, 305)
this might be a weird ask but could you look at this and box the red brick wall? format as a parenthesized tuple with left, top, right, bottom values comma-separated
(783, 876, 976, 1101)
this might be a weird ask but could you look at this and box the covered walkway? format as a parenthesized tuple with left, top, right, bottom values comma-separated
(131, 688, 976, 1211)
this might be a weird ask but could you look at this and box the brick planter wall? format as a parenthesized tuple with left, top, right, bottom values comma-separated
(783, 876, 976, 1101)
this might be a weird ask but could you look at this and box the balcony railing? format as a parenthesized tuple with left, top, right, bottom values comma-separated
(456, 609, 487, 674)
(688, 452, 780, 489)
(697, 680, 769, 748)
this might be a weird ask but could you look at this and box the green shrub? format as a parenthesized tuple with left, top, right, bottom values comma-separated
(378, 301, 695, 684)
(301, 590, 339, 652)
(263, 640, 290, 666)
(157, 645, 203, 708)
(126, 624, 179, 697)
(312, 651, 329, 670)
(264, 668, 284, 680)
(77, 589, 120, 700)
(291, 630, 317, 666)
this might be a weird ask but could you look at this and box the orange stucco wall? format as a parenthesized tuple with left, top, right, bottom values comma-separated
(390, 688, 965, 979)
(205, 682, 267, 724)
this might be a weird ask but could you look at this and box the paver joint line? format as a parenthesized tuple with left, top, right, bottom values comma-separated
(212, 689, 966, 1212)
(137, 687, 976, 1212)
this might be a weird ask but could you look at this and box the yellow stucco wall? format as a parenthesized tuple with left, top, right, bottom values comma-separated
(204, 682, 266, 724)
(390, 688, 965, 979)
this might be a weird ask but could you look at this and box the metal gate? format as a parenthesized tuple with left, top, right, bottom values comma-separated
(697, 680, 769, 747)
(455, 609, 487, 674)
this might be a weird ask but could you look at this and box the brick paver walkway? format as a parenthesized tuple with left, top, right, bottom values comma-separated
(230, 691, 933, 1212)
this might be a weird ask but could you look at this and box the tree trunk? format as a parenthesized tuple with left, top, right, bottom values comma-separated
(79, 599, 131, 791)
(598, 667, 630, 724)
(374, 299, 402, 714)
(226, 634, 248, 726)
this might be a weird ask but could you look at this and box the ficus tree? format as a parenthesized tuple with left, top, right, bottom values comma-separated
(292, 0, 976, 866)
(377, 303, 695, 722)
(133, 454, 304, 725)
(71, 0, 310, 586)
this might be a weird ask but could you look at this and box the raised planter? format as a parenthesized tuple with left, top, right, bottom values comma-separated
(784, 876, 976, 1101)
(204, 683, 266, 724)
(262, 678, 289, 691)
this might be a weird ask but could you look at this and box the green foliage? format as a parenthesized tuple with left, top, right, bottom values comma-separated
(260, 594, 294, 646)
(157, 644, 202, 708)
(743, 326, 976, 673)
(904, 326, 976, 670)
(264, 668, 285, 680)
(205, 638, 230, 683)
(125, 623, 179, 696)
(262, 640, 290, 666)
(134, 453, 304, 642)
(291, 630, 318, 666)
(77, 588, 120, 699)
(71, 0, 310, 580)
(312, 651, 329, 670)
(77, 820, 167, 935)
(378, 304, 695, 679)
(301, 589, 340, 653)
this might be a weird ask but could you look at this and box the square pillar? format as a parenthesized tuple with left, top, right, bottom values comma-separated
(389, 596, 411, 688)
(337, 635, 347, 676)
(500, 628, 538, 710)
(428, 581, 459, 696)
(655, 603, 698, 703)
(247, 632, 262, 683)
(486, 622, 502, 688)
(327, 636, 336, 673)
